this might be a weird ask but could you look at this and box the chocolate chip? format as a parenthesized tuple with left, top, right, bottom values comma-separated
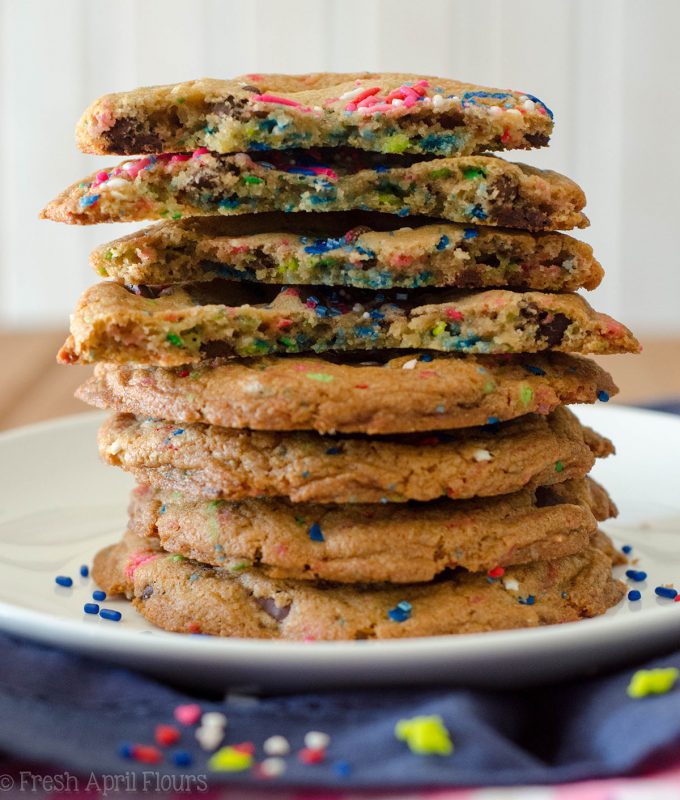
(240, 84, 261, 94)
(537, 311, 570, 346)
(256, 596, 291, 622)
(141, 585, 154, 600)
(253, 248, 278, 269)
(101, 117, 162, 154)
(436, 110, 465, 130)
(524, 132, 550, 148)
(211, 95, 250, 121)
(200, 340, 234, 358)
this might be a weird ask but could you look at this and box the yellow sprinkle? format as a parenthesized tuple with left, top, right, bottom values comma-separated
(432, 321, 447, 337)
(519, 384, 534, 406)
(395, 714, 453, 756)
(627, 668, 679, 698)
(208, 746, 253, 772)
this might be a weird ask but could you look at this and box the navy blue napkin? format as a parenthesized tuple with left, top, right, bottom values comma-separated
(1, 630, 680, 789)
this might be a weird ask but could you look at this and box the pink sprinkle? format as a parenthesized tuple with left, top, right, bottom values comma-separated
(345, 103, 357, 112)
(111, 167, 122, 177)
(170, 154, 191, 164)
(446, 308, 464, 322)
(402, 96, 417, 109)
(124, 159, 148, 180)
(356, 95, 380, 109)
(351, 86, 381, 105)
(192, 147, 209, 158)
(251, 93, 301, 108)
(125, 551, 158, 579)
(284, 287, 300, 296)
(308, 166, 338, 180)
(277, 319, 293, 330)
(91, 171, 110, 187)
(173, 704, 202, 726)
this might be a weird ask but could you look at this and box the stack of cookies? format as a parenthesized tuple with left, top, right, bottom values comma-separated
(42, 72, 640, 640)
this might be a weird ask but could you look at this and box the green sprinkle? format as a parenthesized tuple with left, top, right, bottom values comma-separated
(295, 515, 306, 526)
(229, 560, 252, 573)
(382, 133, 411, 154)
(306, 372, 334, 382)
(278, 336, 295, 348)
(377, 192, 401, 207)
(177, 97, 186, 104)
(97, 265, 109, 277)
(242, 175, 263, 185)
(166, 332, 184, 347)
(483, 381, 495, 394)
(462, 167, 486, 180)
(168, 554, 186, 562)
(171, 212, 183, 220)
(555, 461, 564, 473)
(429, 168, 452, 180)
(104, 249, 114, 261)
(432, 321, 447, 336)
(519, 384, 534, 406)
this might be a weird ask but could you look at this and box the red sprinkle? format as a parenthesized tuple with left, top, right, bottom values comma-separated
(446, 308, 464, 322)
(192, 147, 209, 158)
(298, 747, 326, 764)
(132, 745, 162, 764)
(354, 384, 369, 389)
(176, 369, 190, 378)
(232, 741, 256, 755)
(488, 566, 505, 578)
(500, 128, 513, 145)
(155, 725, 181, 747)
(277, 319, 293, 330)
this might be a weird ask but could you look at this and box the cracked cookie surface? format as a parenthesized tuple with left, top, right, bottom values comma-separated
(92, 528, 625, 639)
(98, 406, 613, 504)
(128, 477, 616, 583)
(77, 352, 617, 435)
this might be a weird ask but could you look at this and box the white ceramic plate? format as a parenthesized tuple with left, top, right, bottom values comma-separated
(0, 406, 678, 691)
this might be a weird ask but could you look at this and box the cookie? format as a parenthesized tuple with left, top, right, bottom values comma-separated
(40, 151, 588, 231)
(91, 212, 603, 291)
(77, 352, 618, 435)
(76, 72, 553, 158)
(57, 281, 639, 367)
(92, 529, 625, 639)
(98, 406, 613, 504)
(127, 477, 616, 583)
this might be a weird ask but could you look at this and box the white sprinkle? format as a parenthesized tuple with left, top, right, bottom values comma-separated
(304, 731, 330, 750)
(352, 303, 364, 313)
(488, 105, 503, 117)
(362, 311, 370, 319)
(521, 99, 536, 113)
(106, 439, 122, 456)
(391, 98, 404, 107)
(402, 358, 418, 370)
(195, 725, 224, 751)
(339, 86, 365, 102)
(519, 95, 529, 102)
(506, 108, 522, 117)
(472, 448, 493, 462)
(260, 757, 287, 777)
(503, 578, 520, 592)
(263, 735, 290, 756)
(201, 711, 227, 729)
(432, 94, 444, 110)
(103, 177, 128, 190)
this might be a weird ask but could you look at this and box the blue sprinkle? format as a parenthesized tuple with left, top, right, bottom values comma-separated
(325, 447, 341, 455)
(92, 590, 106, 601)
(173, 751, 193, 767)
(84, 603, 100, 615)
(524, 364, 546, 376)
(397, 207, 410, 217)
(334, 760, 352, 778)
(487, 416, 499, 425)
(597, 390, 610, 402)
(436, 235, 450, 251)
(374, 165, 389, 173)
(369, 309, 385, 320)
(79, 564, 89, 578)
(309, 522, 325, 542)
(628, 590, 641, 601)
(172, 428, 185, 436)
(462, 90, 513, 104)
(118, 743, 134, 759)
(303, 237, 345, 255)
(55, 576, 73, 588)
(463, 227, 478, 240)
(160, 504, 166, 514)
(523, 93, 554, 120)
(469, 205, 488, 221)
(388, 600, 412, 622)
(435, 404, 445, 413)
(420, 353, 434, 362)
(100, 609, 122, 622)
(655, 586, 678, 599)
(218, 197, 241, 209)
(519, 595, 536, 605)
(79, 194, 100, 208)
(622, 545, 633, 554)
(302, 470, 310, 478)
(626, 570, 647, 582)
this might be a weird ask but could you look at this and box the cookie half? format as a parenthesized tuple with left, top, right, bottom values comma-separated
(92, 529, 625, 639)
(77, 353, 617, 435)
(98, 407, 613, 504)
(58, 281, 639, 366)
(90, 212, 602, 291)
(40, 151, 587, 230)
(128, 478, 616, 583)
(76, 72, 553, 158)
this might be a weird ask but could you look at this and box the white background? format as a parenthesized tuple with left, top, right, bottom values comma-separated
(1, 0, 678, 334)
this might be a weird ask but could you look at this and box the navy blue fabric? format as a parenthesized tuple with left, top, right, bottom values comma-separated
(1, 631, 680, 788)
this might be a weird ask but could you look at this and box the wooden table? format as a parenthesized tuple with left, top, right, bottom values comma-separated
(1, 330, 679, 430)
